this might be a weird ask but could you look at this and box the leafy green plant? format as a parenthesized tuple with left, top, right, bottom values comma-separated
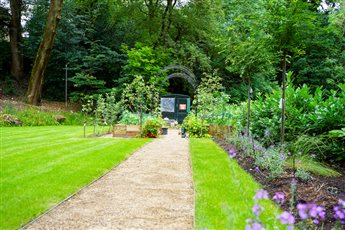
(254, 146, 286, 179)
(69, 73, 107, 102)
(295, 168, 312, 181)
(248, 80, 345, 163)
(141, 116, 164, 138)
(119, 111, 141, 125)
(193, 73, 230, 125)
(120, 42, 172, 90)
(329, 128, 345, 138)
(182, 114, 209, 138)
(121, 75, 160, 128)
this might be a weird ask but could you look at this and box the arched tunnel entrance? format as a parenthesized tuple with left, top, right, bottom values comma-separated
(157, 65, 197, 124)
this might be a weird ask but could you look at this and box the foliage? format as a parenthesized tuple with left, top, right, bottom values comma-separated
(141, 116, 164, 138)
(119, 42, 172, 88)
(329, 128, 345, 138)
(288, 135, 327, 159)
(295, 168, 312, 182)
(119, 111, 141, 125)
(190, 138, 281, 229)
(254, 146, 286, 180)
(193, 73, 230, 124)
(69, 73, 107, 102)
(250, 78, 345, 163)
(0, 126, 151, 229)
(121, 75, 160, 116)
(182, 114, 209, 138)
(0, 104, 84, 126)
(228, 132, 286, 179)
(286, 155, 341, 177)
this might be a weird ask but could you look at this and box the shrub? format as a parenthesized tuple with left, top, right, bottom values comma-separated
(119, 111, 141, 125)
(141, 116, 164, 138)
(249, 80, 345, 163)
(182, 114, 208, 138)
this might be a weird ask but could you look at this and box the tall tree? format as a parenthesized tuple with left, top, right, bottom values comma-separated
(225, 0, 275, 135)
(9, 0, 24, 82)
(26, 0, 64, 105)
(266, 0, 317, 149)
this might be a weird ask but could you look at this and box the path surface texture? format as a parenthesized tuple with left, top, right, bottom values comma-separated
(26, 129, 194, 230)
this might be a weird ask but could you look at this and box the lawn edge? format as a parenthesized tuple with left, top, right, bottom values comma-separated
(21, 139, 153, 229)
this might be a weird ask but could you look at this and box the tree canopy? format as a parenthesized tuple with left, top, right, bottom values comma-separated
(0, 0, 343, 103)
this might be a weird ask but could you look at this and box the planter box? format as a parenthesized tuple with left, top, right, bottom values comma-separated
(160, 127, 168, 135)
(113, 124, 141, 137)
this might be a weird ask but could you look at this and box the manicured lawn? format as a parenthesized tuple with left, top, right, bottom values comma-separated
(0, 126, 151, 229)
(190, 138, 283, 229)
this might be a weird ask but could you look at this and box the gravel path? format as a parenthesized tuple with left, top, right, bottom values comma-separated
(25, 129, 194, 230)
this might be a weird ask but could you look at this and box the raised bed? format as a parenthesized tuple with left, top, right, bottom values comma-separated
(113, 124, 141, 137)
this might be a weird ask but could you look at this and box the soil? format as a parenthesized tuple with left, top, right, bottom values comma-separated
(24, 129, 194, 229)
(215, 139, 345, 230)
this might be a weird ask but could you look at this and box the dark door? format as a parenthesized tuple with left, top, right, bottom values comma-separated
(176, 98, 190, 124)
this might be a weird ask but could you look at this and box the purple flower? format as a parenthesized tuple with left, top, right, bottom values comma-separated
(280, 154, 286, 161)
(297, 203, 309, 219)
(264, 129, 270, 137)
(228, 148, 237, 158)
(297, 203, 325, 224)
(245, 220, 265, 230)
(310, 154, 316, 158)
(334, 199, 345, 222)
(278, 211, 295, 225)
(255, 166, 261, 174)
(252, 204, 264, 216)
(254, 189, 269, 200)
(273, 192, 285, 205)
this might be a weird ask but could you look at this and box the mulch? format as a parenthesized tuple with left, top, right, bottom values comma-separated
(214, 138, 345, 230)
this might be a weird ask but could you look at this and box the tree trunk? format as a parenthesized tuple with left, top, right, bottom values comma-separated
(246, 76, 251, 137)
(9, 0, 24, 82)
(280, 53, 287, 151)
(26, 0, 64, 105)
(144, 0, 159, 34)
(158, 0, 176, 46)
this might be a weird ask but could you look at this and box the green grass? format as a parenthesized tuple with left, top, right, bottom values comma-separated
(0, 126, 151, 229)
(1, 104, 85, 126)
(190, 138, 283, 229)
(286, 155, 341, 177)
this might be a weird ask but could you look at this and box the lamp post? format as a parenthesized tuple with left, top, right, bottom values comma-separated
(63, 64, 68, 107)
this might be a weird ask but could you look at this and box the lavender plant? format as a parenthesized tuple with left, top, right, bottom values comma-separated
(333, 199, 345, 227)
(245, 189, 268, 230)
(254, 145, 286, 179)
